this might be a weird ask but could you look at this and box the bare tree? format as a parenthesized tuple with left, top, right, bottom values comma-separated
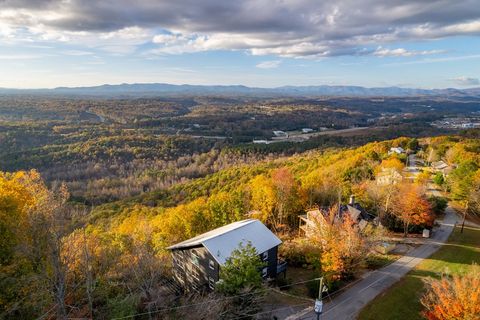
(26, 183, 73, 319)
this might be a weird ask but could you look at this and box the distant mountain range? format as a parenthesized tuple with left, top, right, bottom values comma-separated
(1, 83, 480, 98)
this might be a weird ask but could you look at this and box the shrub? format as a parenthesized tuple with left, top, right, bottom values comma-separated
(428, 196, 448, 215)
(278, 238, 321, 268)
(433, 172, 445, 186)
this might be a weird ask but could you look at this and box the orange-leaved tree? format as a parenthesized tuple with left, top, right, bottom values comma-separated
(421, 264, 480, 320)
(392, 182, 434, 237)
(308, 206, 368, 281)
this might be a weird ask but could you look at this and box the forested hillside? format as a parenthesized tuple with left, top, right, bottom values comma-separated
(2, 131, 480, 319)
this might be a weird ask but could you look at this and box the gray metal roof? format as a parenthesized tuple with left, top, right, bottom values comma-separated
(166, 219, 282, 265)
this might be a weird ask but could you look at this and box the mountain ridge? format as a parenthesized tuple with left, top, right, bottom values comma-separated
(1, 83, 479, 97)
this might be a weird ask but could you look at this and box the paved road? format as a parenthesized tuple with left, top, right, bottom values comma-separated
(286, 208, 458, 320)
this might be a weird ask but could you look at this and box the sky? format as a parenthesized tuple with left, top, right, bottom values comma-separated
(0, 0, 479, 89)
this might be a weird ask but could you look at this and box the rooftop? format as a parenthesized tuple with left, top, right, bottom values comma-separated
(167, 219, 282, 265)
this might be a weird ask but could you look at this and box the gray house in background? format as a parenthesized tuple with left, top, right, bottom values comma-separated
(167, 219, 284, 292)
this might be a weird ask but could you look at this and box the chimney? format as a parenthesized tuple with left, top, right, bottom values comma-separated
(349, 195, 355, 205)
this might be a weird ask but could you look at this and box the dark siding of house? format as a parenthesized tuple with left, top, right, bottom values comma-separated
(172, 245, 280, 291)
(261, 246, 278, 278)
(171, 246, 219, 292)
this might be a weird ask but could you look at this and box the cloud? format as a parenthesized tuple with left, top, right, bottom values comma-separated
(256, 60, 281, 69)
(374, 47, 444, 57)
(451, 76, 480, 86)
(1, 1, 480, 57)
(62, 50, 94, 56)
(383, 54, 480, 66)
(0, 54, 48, 60)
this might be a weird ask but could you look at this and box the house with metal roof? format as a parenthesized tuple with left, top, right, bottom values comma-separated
(167, 219, 285, 292)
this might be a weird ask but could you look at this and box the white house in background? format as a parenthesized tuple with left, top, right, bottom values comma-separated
(389, 147, 405, 155)
(302, 128, 314, 133)
(273, 130, 288, 137)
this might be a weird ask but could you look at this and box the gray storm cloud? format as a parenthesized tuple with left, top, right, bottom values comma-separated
(1, 0, 480, 57)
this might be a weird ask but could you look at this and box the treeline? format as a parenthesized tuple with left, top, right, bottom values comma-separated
(0, 96, 193, 122)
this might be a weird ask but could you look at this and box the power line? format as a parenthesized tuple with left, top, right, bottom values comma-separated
(34, 280, 86, 320)
(111, 257, 376, 320)
(220, 257, 401, 320)
(110, 277, 325, 320)
(35, 303, 58, 320)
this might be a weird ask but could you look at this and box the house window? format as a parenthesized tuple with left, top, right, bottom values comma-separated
(192, 250, 200, 266)
(209, 259, 215, 270)
(262, 267, 268, 278)
(209, 277, 215, 290)
(262, 251, 269, 261)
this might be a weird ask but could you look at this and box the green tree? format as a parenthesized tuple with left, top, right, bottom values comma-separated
(406, 138, 419, 151)
(216, 242, 265, 295)
(433, 172, 445, 186)
(449, 161, 478, 201)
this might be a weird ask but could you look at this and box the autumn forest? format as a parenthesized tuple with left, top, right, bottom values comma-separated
(1, 94, 480, 319)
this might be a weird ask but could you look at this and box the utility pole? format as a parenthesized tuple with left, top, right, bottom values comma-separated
(461, 202, 468, 233)
(314, 277, 324, 320)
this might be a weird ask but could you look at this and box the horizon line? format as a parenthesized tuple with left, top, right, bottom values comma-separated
(1, 82, 479, 91)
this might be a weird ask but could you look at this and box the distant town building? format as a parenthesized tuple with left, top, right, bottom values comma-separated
(431, 117, 480, 129)
(167, 219, 285, 292)
(253, 139, 270, 144)
(273, 130, 288, 137)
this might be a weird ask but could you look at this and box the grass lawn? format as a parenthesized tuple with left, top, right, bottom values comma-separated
(358, 225, 480, 320)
